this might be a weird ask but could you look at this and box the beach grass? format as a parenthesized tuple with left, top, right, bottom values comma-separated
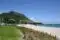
(17, 27, 56, 40)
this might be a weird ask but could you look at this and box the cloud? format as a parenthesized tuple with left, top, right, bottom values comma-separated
(30, 17, 40, 22)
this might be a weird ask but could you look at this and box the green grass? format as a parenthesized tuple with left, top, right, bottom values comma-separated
(0, 26, 24, 40)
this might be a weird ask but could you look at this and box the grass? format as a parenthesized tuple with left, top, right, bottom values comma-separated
(0, 26, 56, 40)
(0, 26, 24, 40)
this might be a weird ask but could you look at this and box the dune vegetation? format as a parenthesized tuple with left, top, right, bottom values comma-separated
(17, 27, 56, 40)
(0, 26, 56, 40)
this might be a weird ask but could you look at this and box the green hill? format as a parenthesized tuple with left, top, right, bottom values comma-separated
(0, 11, 43, 25)
(0, 11, 29, 24)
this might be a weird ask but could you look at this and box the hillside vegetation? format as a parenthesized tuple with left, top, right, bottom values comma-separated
(0, 11, 29, 24)
(0, 11, 43, 25)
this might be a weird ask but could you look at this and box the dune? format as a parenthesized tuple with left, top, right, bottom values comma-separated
(17, 24, 60, 40)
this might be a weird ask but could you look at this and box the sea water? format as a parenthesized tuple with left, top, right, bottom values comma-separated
(39, 24, 60, 28)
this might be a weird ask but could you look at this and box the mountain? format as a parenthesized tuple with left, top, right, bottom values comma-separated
(0, 11, 43, 25)
(0, 11, 30, 24)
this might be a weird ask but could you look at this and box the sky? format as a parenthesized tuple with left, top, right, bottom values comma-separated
(0, 0, 60, 24)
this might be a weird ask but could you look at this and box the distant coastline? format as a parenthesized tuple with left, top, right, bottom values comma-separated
(38, 24, 60, 28)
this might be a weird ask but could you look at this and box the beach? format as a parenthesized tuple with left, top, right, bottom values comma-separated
(38, 26, 60, 37)
(17, 24, 60, 39)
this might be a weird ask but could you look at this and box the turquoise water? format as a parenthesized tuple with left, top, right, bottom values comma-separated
(39, 24, 60, 28)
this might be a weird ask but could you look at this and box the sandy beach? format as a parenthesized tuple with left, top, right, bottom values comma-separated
(17, 24, 60, 39)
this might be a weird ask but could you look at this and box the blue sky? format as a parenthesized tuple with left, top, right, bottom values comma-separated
(0, 0, 60, 24)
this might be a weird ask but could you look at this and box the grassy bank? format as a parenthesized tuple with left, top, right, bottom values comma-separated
(0, 26, 56, 40)
(0, 26, 24, 40)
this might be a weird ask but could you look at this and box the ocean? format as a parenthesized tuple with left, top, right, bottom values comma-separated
(39, 24, 60, 28)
